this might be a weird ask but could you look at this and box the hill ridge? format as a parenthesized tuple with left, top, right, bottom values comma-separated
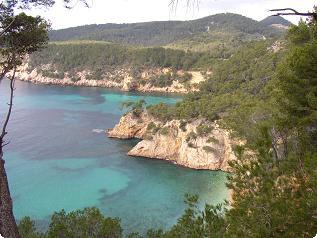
(49, 12, 286, 46)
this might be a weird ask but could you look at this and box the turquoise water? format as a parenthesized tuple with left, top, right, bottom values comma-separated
(0, 80, 228, 233)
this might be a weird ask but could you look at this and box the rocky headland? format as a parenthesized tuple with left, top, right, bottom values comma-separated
(107, 111, 237, 171)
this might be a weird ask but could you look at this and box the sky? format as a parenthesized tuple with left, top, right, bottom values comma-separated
(26, 0, 317, 30)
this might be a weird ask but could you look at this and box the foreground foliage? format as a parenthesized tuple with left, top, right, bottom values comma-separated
(18, 208, 122, 238)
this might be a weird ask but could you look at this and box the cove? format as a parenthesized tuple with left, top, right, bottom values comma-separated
(0, 80, 228, 233)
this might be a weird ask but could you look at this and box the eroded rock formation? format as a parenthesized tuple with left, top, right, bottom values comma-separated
(107, 112, 237, 171)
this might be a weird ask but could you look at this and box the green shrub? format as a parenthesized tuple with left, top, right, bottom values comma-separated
(146, 122, 161, 135)
(207, 136, 219, 144)
(160, 127, 170, 135)
(147, 122, 156, 131)
(121, 99, 146, 118)
(203, 146, 217, 153)
(149, 73, 173, 88)
(70, 76, 81, 82)
(132, 108, 142, 117)
(178, 72, 192, 84)
(139, 79, 147, 85)
(188, 142, 196, 148)
(130, 66, 141, 78)
(137, 118, 144, 123)
(186, 131, 197, 142)
(144, 133, 153, 140)
(41, 69, 65, 79)
(147, 103, 176, 122)
(196, 124, 213, 137)
(183, 82, 192, 90)
(86, 68, 104, 80)
(18, 207, 122, 238)
(179, 120, 187, 132)
(18, 217, 42, 238)
(47, 208, 122, 238)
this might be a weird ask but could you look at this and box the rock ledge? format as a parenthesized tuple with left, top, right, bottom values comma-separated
(108, 112, 237, 171)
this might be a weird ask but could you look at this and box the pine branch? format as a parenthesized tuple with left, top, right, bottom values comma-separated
(269, 8, 317, 21)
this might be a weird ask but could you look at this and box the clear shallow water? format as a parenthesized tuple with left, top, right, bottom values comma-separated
(0, 80, 228, 233)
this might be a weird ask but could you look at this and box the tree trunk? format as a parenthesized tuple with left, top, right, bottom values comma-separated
(0, 145, 20, 238)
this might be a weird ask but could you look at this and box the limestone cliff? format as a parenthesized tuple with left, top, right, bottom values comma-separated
(107, 112, 237, 171)
(16, 63, 207, 94)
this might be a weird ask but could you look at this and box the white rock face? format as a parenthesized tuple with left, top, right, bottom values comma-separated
(107, 112, 150, 139)
(107, 112, 237, 171)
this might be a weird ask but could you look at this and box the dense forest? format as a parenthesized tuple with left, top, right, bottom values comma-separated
(27, 13, 292, 84)
(28, 41, 215, 79)
(17, 9, 317, 238)
(49, 13, 290, 46)
(168, 15, 291, 52)
(147, 39, 285, 120)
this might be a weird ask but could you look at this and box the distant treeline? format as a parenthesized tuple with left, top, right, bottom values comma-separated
(28, 42, 215, 76)
(48, 13, 285, 46)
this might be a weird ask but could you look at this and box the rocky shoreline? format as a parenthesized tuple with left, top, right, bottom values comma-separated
(17, 64, 236, 171)
(107, 111, 237, 172)
(16, 64, 207, 94)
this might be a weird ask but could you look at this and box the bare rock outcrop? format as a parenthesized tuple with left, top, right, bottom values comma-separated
(107, 112, 151, 139)
(107, 112, 237, 171)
